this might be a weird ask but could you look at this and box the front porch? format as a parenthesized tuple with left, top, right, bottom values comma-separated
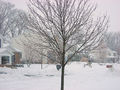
(0, 52, 21, 67)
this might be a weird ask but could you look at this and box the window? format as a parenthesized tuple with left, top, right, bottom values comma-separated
(47, 51, 56, 62)
(18, 52, 22, 58)
(12, 55, 15, 64)
(68, 54, 81, 61)
(113, 53, 116, 56)
(108, 53, 111, 56)
(1, 56, 9, 64)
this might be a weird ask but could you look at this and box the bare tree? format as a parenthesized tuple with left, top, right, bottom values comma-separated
(13, 33, 45, 68)
(26, 0, 109, 90)
(8, 9, 28, 39)
(0, 0, 27, 40)
(23, 42, 44, 68)
(0, 0, 14, 37)
(98, 41, 107, 63)
(23, 44, 35, 67)
(105, 32, 120, 61)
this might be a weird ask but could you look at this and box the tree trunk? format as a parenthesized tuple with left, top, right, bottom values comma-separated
(61, 39, 65, 90)
(41, 62, 43, 69)
(61, 65, 65, 90)
(40, 51, 43, 69)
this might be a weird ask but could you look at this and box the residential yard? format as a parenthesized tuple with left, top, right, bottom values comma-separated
(0, 62, 120, 90)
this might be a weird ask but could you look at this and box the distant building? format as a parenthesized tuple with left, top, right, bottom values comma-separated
(89, 40, 118, 63)
(0, 35, 22, 67)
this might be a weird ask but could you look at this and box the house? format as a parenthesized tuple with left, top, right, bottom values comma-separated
(11, 34, 48, 64)
(89, 41, 118, 63)
(0, 35, 22, 67)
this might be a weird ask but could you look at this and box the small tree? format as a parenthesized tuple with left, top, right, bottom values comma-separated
(16, 33, 45, 68)
(26, 0, 109, 90)
(23, 44, 35, 67)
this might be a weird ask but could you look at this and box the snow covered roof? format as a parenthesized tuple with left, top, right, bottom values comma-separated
(3, 43, 9, 48)
(2, 42, 21, 52)
(0, 48, 7, 53)
(0, 38, 21, 56)
(7, 44, 21, 52)
(0, 47, 14, 55)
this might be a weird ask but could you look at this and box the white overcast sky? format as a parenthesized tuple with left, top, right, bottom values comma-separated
(5, 0, 120, 32)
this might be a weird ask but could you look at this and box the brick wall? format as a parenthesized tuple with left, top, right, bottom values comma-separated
(14, 52, 21, 64)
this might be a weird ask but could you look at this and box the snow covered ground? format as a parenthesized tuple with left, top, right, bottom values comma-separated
(0, 62, 120, 90)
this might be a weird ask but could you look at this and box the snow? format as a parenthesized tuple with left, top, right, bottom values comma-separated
(3, 43, 10, 48)
(0, 62, 120, 90)
(0, 48, 7, 53)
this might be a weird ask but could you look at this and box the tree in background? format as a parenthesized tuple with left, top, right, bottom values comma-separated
(0, 0, 27, 40)
(105, 32, 120, 61)
(13, 33, 45, 68)
(23, 41, 44, 68)
(26, 0, 109, 90)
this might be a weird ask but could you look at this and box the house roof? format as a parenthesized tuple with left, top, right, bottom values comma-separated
(0, 48, 7, 53)
(7, 44, 21, 52)
(0, 48, 14, 55)
(0, 44, 21, 56)
(0, 35, 21, 56)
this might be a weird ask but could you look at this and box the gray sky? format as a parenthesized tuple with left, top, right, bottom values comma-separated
(6, 0, 120, 32)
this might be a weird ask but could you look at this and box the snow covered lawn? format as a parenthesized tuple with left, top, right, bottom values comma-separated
(0, 62, 120, 90)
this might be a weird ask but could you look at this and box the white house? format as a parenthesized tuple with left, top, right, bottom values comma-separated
(0, 35, 21, 66)
(89, 41, 118, 63)
(11, 34, 48, 64)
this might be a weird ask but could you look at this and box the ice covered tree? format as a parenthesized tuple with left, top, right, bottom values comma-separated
(0, 0, 27, 39)
(105, 32, 120, 61)
(26, 0, 109, 90)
